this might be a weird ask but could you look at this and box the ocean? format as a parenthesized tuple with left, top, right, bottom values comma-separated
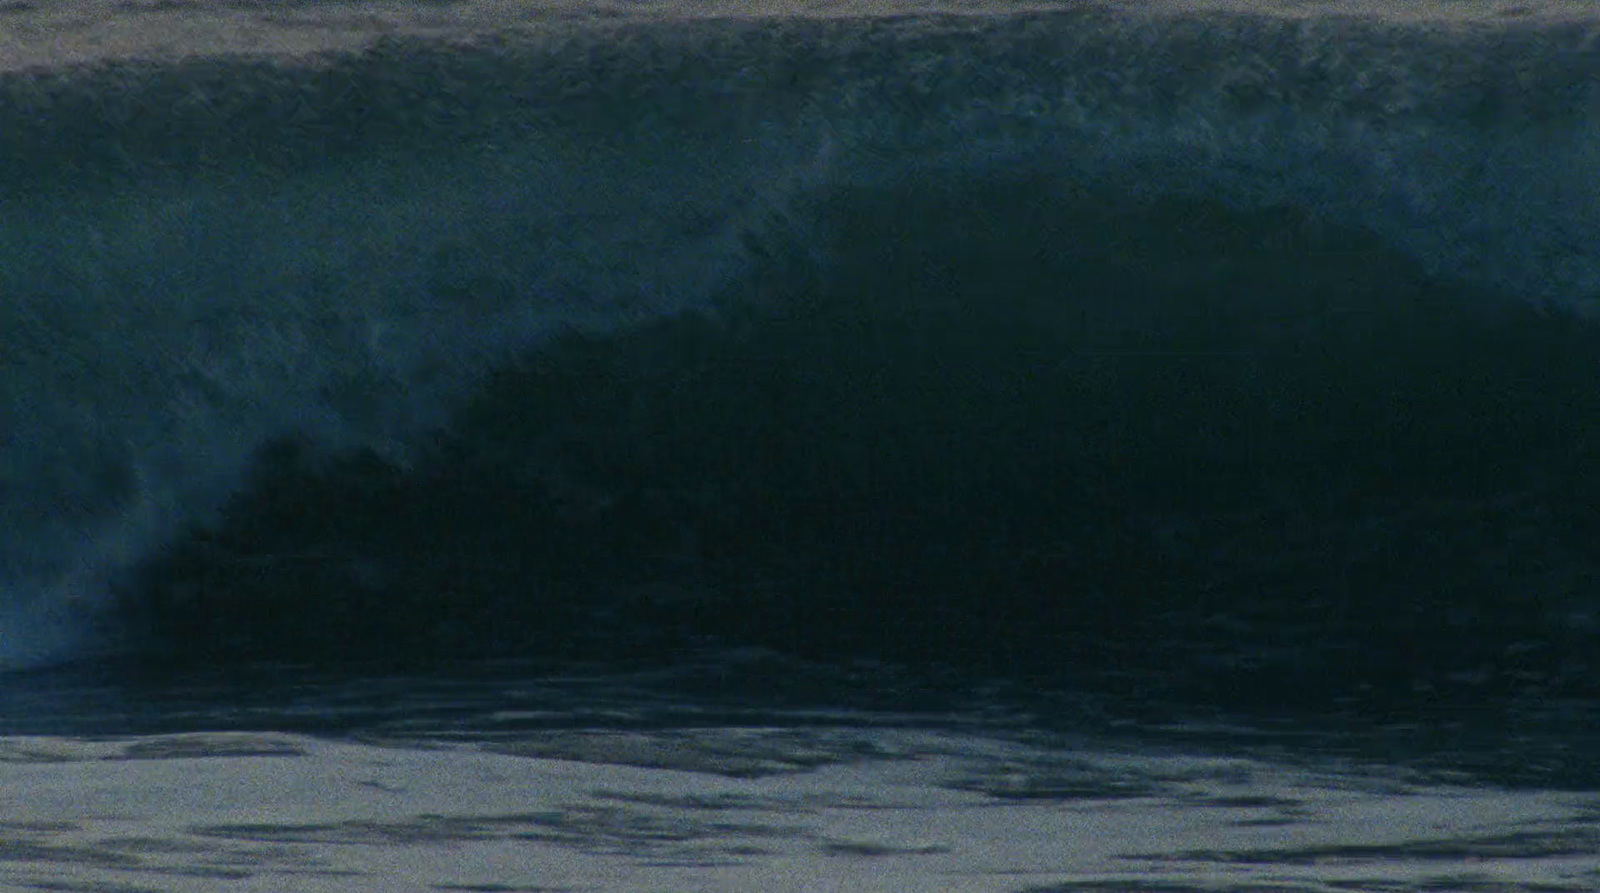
(1, 2, 1598, 889)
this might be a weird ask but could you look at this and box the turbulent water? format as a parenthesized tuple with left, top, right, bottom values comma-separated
(1, 4, 1598, 748)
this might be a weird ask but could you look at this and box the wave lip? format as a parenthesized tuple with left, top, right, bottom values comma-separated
(3, 6, 1597, 303)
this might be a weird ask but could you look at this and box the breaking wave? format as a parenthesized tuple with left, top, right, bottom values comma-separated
(2, 8, 1597, 709)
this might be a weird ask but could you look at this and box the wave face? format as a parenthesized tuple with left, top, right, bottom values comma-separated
(3, 9, 1598, 707)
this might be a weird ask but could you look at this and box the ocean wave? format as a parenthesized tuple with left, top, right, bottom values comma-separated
(2, 7, 1598, 704)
